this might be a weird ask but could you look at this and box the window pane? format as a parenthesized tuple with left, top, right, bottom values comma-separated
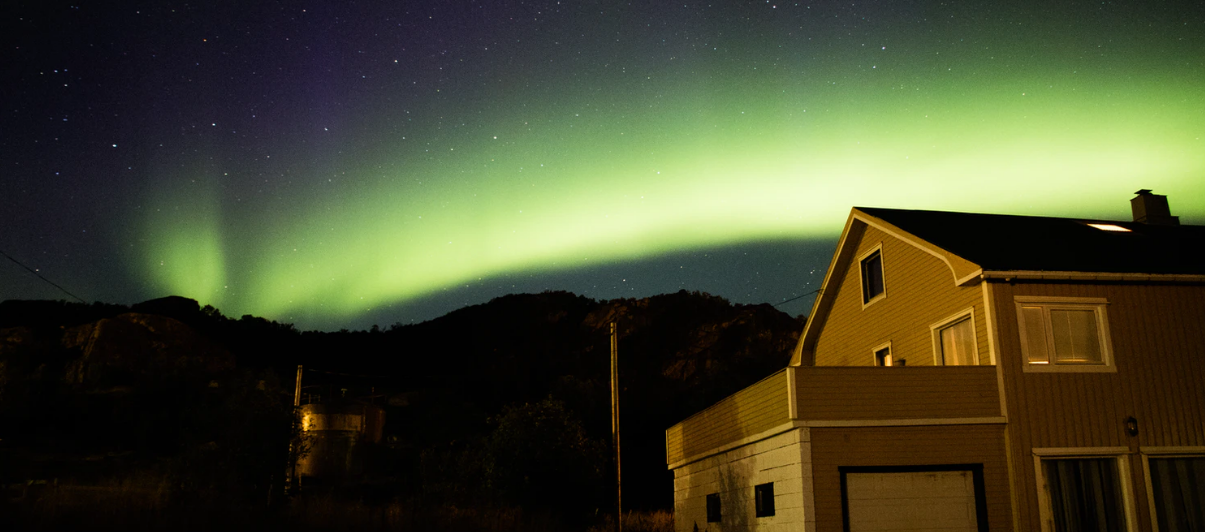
(1044, 459, 1124, 532)
(940, 317, 976, 365)
(1051, 309, 1103, 364)
(1149, 458, 1205, 532)
(706, 493, 721, 523)
(1022, 306, 1050, 364)
(862, 252, 884, 302)
(875, 347, 892, 367)
(755, 482, 776, 517)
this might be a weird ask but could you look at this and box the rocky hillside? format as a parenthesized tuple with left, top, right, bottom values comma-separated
(0, 291, 804, 510)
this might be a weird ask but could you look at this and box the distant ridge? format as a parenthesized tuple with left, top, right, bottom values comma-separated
(1, 290, 804, 509)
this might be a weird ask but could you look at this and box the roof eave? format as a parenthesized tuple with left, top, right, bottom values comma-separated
(980, 271, 1205, 283)
(789, 210, 863, 366)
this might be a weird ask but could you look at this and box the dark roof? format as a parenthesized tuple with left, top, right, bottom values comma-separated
(857, 207, 1205, 275)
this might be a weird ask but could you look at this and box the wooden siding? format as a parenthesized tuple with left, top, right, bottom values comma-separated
(672, 429, 812, 532)
(811, 424, 1012, 532)
(666, 370, 790, 466)
(990, 281, 1205, 531)
(812, 225, 990, 367)
(793, 366, 1001, 420)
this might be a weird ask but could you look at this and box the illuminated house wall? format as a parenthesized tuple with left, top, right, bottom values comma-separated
(668, 197, 1205, 531)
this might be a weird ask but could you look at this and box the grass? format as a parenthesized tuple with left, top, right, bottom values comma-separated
(588, 510, 674, 532)
(2, 480, 674, 532)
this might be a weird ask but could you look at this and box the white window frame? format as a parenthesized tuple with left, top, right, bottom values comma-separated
(930, 307, 979, 366)
(1032, 447, 1138, 532)
(872, 340, 893, 367)
(1014, 296, 1115, 373)
(1139, 447, 1205, 532)
(858, 243, 887, 309)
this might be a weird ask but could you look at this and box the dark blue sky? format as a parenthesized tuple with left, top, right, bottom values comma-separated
(3, 1, 1202, 330)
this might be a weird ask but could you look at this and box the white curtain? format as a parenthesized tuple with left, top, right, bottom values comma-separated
(1045, 459, 1123, 532)
(1149, 458, 1205, 532)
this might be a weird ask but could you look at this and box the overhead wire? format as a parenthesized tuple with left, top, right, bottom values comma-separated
(0, 247, 87, 304)
(772, 288, 821, 308)
(303, 366, 395, 380)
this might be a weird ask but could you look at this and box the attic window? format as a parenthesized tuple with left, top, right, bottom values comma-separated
(860, 246, 886, 306)
(932, 311, 978, 366)
(873, 343, 893, 367)
(1086, 223, 1131, 232)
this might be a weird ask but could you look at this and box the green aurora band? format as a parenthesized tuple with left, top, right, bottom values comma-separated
(139, 69, 1205, 325)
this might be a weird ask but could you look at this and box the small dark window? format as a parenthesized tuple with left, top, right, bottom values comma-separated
(861, 250, 884, 304)
(755, 483, 775, 517)
(706, 493, 721, 522)
(875, 346, 892, 367)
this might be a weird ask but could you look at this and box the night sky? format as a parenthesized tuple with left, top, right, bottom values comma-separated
(3, 1, 1203, 331)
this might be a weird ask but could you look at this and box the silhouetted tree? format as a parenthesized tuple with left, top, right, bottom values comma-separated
(484, 397, 605, 518)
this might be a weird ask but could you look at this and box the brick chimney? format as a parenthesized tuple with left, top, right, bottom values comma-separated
(1131, 189, 1180, 226)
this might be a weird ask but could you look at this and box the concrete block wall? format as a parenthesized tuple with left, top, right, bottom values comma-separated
(672, 427, 814, 532)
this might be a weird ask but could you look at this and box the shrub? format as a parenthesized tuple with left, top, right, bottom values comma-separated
(484, 397, 606, 517)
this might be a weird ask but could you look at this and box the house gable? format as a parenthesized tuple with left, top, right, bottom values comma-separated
(792, 209, 987, 367)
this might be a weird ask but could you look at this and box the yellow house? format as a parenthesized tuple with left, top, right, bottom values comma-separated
(666, 191, 1205, 532)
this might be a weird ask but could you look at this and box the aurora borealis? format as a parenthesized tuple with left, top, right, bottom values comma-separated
(4, 1, 1204, 330)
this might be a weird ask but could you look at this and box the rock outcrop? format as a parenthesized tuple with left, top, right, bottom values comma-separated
(61, 313, 233, 387)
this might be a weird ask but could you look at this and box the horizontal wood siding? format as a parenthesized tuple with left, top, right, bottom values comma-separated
(811, 425, 1012, 532)
(666, 370, 790, 466)
(793, 366, 1001, 420)
(991, 281, 1205, 530)
(813, 225, 990, 367)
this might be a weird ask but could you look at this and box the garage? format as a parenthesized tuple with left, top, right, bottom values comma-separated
(841, 466, 986, 532)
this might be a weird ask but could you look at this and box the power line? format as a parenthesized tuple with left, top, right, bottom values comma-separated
(772, 288, 821, 308)
(0, 248, 87, 304)
(303, 366, 395, 380)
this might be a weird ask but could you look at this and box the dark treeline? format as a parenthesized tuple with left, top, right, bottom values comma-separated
(0, 291, 802, 529)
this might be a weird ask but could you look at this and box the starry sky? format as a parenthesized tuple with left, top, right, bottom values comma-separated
(3, 1, 1203, 331)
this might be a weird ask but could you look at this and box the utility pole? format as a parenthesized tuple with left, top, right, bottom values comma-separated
(293, 364, 303, 408)
(610, 322, 622, 532)
(287, 365, 303, 493)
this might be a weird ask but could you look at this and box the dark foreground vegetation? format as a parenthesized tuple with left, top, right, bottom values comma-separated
(0, 291, 802, 530)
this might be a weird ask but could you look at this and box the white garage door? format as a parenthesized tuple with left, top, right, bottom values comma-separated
(845, 470, 980, 531)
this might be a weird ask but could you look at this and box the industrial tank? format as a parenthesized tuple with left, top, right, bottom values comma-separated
(296, 402, 385, 483)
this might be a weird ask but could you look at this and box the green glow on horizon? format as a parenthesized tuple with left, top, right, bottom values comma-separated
(140, 169, 227, 305)
(139, 70, 1205, 324)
